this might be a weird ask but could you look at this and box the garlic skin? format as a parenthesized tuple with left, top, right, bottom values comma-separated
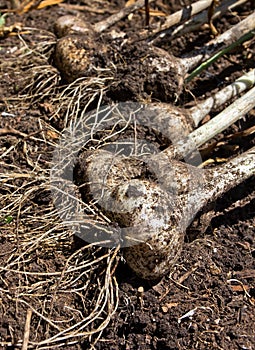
(54, 15, 94, 38)
(118, 179, 184, 280)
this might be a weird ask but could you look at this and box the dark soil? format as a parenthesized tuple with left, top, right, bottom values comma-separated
(0, 1, 254, 349)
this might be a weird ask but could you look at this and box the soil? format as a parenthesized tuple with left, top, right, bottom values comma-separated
(0, 1, 255, 349)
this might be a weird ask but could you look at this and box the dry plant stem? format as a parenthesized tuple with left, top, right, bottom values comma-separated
(203, 147, 255, 204)
(149, 0, 248, 43)
(21, 308, 32, 350)
(54, 0, 227, 38)
(189, 68, 255, 126)
(55, 0, 154, 37)
(145, 0, 150, 26)
(154, 68, 255, 133)
(165, 85, 255, 160)
(180, 11, 255, 73)
(208, 0, 222, 35)
(94, 0, 154, 32)
(152, 0, 214, 33)
(56, 0, 241, 41)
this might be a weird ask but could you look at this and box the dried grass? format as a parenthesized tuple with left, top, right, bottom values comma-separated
(0, 28, 120, 348)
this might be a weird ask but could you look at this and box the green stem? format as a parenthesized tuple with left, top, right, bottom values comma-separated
(186, 30, 255, 83)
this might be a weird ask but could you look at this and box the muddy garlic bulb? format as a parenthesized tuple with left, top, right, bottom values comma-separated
(75, 149, 203, 280)
(53, 15, 184, 100)
(74, 146, 255, 280)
